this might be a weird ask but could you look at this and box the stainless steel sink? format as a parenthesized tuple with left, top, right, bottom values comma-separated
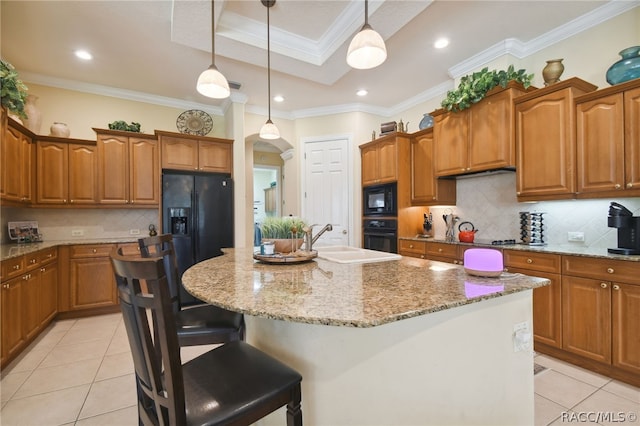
(315, 246, 401, 264)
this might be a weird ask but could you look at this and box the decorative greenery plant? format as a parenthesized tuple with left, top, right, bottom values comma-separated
(1, 59, 29, 119)
(441, 65, 534, 112)
(108, 120, 141, 132)
(260, 216, 308, 239)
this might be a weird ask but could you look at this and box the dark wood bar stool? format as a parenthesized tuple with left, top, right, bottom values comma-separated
(138, 234, 245, 345)
(110, 248, 303, 426)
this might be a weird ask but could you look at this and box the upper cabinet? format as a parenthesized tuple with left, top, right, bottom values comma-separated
(432, 82, 528, 177)
(361, 135, 398, 186)
(36, 139, 98, 205)
(95, 129, 159, 206)
(514, 78, 597, 201)
(1, 114, 34, 205)
(156, 131, 233, 174)
(575, 78, 640, 198)
(410, 129, 456, 205)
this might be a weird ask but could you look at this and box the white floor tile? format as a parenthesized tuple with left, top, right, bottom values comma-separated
(78, 374, 137, 419)
(0, 384, 90, 425)
(13, 358, 101, 399)
(534, 394, 566, 426)
(534, 354, 611, 388)
(573, 388, 640, 426)
(75, 405, 138, 426)
(39, 339, 110, 368)
(602, 380, 640, 404)
(95, 351, 134, 381)
(534, 370, 599, 409)
(0, 371, 30, 403)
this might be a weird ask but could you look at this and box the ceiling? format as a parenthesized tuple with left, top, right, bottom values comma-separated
(0, 1, 631, 123)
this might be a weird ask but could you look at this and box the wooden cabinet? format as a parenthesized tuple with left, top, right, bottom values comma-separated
(410, 129, 456, 205)
(1, 117, 34, 204)
(433, 83, 527, 177)
(1, 247, 58, 368)
(157, 131, 233, 174)
(36, 140, 98, 205)
(361, 136, 398, 186)
(514, 78, 597, 201)
(68, 244, 118, 310)
(264, 186, 277, 213)
(398, 239, 427, 259)
(575, 78, 640, 198)
(562, 255, 640, 379)
(425, 241, 461, 264)
(504, 250, 562, 348)
(95, 129, 159, 206)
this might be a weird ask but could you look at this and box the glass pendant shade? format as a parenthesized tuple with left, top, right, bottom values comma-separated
(197, 64, 231, 98)
(347, 24, 387, 70)
(259, 119, 280, 140)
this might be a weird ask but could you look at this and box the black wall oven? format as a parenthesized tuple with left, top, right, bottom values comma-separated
(363, 183, 397, 216)
(363, 219, 397, 253)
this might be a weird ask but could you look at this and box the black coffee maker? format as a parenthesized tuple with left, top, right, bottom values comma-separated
(607, 202, 640, 255)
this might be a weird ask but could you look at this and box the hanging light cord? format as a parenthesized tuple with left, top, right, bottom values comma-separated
(266, 3, 272, 121)
(210, 0, 216, 65)
(364, 0, 369, 27)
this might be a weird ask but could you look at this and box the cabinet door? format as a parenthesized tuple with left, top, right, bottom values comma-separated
(69, 257, 118, 309)
(625, 86, 640, 191)
(576, 93, 625, 193)
(361, 144, 379, 186)
(129, 137, 159, 205)
(22, 271, 40, 341)
(39, 263, 58, 326)
(1, 278, 24, 362)
(377, 139, 397, 183)
(411, 133, 437, 203)
(612, 282, 640, 374)
(469, 88, 516, 171)
(36, 142, 69, 204)
(434, 110, 468, 176)
(161, 137, 198, 171)
(97, 135, 129, 204)
(515, 90, 575, 198)
(199, 141, 232, 173)
(69, 144, 98, 204)
(3, 126, 33, 203)
(562, 275, 611, 364)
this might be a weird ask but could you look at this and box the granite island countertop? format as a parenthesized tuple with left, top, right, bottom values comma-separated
(182, 247, 549, 328)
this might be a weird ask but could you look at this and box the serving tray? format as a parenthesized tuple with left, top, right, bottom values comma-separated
(253, 250, 317, 264)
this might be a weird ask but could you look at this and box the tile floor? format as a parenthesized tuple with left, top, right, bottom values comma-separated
(1, 313, 638, 425)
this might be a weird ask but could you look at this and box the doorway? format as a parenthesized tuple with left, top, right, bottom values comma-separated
(253, 165, 281, 245)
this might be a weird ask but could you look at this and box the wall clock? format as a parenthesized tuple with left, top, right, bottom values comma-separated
(176, 109, 213, 136)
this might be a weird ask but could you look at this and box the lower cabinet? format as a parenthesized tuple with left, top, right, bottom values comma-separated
(1, 276, 25, 365)
(68, 244, 117, 310)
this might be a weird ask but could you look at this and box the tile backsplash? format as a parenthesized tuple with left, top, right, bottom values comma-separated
(1, 208, 159, 243)
(429, 173, 640, 250)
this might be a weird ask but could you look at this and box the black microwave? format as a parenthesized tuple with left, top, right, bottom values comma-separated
(363, 182, 397, 216)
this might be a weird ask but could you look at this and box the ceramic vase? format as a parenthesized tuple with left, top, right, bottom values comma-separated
(50, 122, 70, 138)
(542, 59, 564, 86)
(22, 95, 42, 134)
(606, 46, 640, 85)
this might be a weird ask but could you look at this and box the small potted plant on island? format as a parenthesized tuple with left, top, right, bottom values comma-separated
(260, 216, 308, 254)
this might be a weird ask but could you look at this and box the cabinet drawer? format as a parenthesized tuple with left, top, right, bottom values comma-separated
(70, 244, 115, 258)
(504, 250, 561, 273)
(426, 242, 458, 258)
(24, 253, 40, 270)
(399, 240, 426, 256)
(2, 256, 25, 281)
(562, 255, 639, 284)
(37, 247, 57, 264)
(117, 242, 141, 257)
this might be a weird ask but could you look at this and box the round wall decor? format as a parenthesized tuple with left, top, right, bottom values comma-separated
(176, 109, 213, 136)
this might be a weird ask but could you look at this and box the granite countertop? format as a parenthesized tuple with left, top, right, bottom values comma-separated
(399, 236, 640, 262)
(181, 247, 549, 328)
(1, 238, 139, 261)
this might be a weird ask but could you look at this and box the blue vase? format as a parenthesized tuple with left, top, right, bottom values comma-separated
(606, 46, 640, 85)
(418, 113, 434, 129)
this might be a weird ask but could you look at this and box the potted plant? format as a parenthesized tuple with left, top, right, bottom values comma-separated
(260, 216, 308, 253)
(441, 65, 534, 112)
(1, 59, 29, 120)
(108, 120, 142, 132)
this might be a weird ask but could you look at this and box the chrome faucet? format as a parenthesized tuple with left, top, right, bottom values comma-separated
(303, 223, 333, 251)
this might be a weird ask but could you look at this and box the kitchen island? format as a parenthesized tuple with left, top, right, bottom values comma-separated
(182, 248, 549, 425)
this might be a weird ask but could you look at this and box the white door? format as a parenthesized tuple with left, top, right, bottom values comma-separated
(303, 137, 351, 247)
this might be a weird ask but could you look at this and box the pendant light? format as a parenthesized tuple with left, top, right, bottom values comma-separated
(347, 0, 387, 70)
(259, 0, 280, 140)
(196, 0, 230, 98)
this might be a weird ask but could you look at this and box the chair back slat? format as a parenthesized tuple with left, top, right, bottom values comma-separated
(110, 247, 186, 425)
(138, 234, 181, 312)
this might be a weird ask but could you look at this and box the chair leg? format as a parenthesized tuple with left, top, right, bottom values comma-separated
(286, 384, 303, 426)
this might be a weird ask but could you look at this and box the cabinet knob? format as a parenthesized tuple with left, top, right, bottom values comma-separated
(600, 282, 608, 289)
(607, 267, 614, 274)
(29, 259, 37, 264)
(438, 248, 443, 253)
(47, 254, 52, 258)
(420, 255, 424, 259)
(69, 200, 73, 203)
(613, 284, 620, 290)
(615, 184, 621, 189)
(526, 258, 533, 264)
(409, 244, 414, 249)
(92, 249, 97, 253)
(40, 267, 46, 272)
(627, 183, 633, 188)
(13, 265, 20, 270)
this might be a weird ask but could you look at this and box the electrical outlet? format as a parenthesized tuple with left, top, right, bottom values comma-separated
(567, 231, 585, 242)
(71, 229, 84, 237)
(129, 229, 140, 235)
(513, 321, 532, 352)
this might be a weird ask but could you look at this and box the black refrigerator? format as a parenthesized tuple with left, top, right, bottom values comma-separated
(162, 172, 234, 305)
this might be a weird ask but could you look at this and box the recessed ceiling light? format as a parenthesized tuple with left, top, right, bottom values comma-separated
(356, 89, 368, 97)
(75, 50, 93, 60)
(434, 38, 449, 49)
(273, 95, 284, 102)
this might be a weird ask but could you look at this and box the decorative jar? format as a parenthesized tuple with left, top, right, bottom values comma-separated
(22, 95, 42, 134)
(50, 122, 70, 137)
(542, 59, 564, 86)
(606, 46, 640, 85)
